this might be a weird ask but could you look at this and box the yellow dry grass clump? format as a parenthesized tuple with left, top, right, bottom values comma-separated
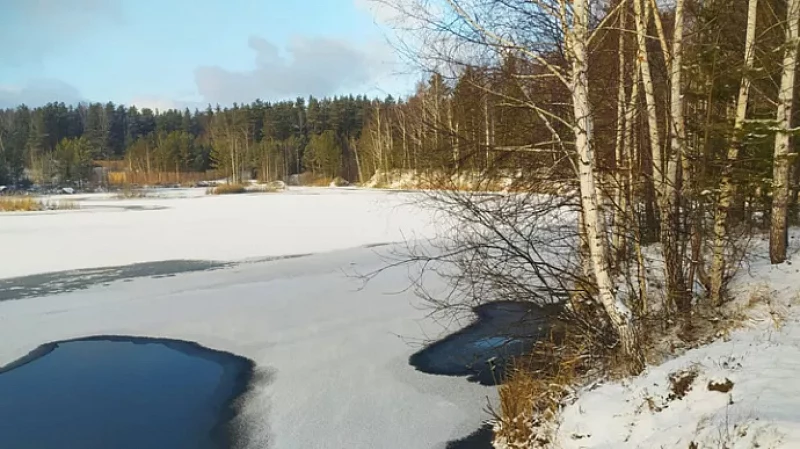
(106, 169, 225, 187)
(306, 176, 334, 187)
(0, 197, 78, 212)
(207, 183, 280, 195)
(493, 344, 579, 449)
(208, 184, 248, 195)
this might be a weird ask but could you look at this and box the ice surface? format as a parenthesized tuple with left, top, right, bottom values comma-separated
(0, 187, 436, 279)
(0, 188, 490, 449)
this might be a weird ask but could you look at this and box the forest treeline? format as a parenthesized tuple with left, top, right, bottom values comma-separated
(0, 96, 374, 185)
(0, 68, 549, 187)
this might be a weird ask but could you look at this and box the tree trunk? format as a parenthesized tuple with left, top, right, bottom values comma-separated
(352, 137, 363, 184)
(374, 105, 384, 178)
(484, 92, 492, 169)
(146, 143, 151, 176)
(664, 0, 690, 312)
(634, 0, 664, 196)
(570, 0, 642, 369)
(710, 0, 758, 303)
(770, 0, 800, 264)
(401, 113, 409, 170)
(612, 7, 629, 267)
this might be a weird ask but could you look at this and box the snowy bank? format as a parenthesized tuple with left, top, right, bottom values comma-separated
(554, 236, 800, 449)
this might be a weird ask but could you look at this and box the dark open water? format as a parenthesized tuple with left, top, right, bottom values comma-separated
(411, 301, 558, 449)
(0, 336, 254, 449)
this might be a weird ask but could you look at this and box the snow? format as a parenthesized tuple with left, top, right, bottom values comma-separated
(555, 234, 800, 449)
(0, 187, 490, 449)
(0, 187, 436, 279)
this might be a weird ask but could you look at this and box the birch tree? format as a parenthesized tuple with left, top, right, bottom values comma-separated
(710, 0, 758, 303)
(770, 0, 800, 264)
(382, 0, 645, 365)
(612, 7, 629, 263)
(664, 0, 690, 311)
(569, 0, 641, 363)
(633, 0, 664, 195)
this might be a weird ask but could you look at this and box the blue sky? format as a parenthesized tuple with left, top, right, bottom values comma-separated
(0, 0, 413, 109)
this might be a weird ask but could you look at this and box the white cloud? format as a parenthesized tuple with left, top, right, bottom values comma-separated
(194, 35, 392, 104)
(0, 80, 84, 108)
(128, 97, 182, 112)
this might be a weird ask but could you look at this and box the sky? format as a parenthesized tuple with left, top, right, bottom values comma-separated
(0, 0, 413, 110)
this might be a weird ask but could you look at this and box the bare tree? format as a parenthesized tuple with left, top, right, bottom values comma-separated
(365, 0, 649, 366)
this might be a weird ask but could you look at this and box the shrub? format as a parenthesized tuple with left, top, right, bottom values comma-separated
(208, 184, 248, 195)
(207, 183, 281, 195)
(115, 187, 151, 199)
(0, 197, 78, 212)
(245, 183, 280, 193)
(296, 172, 332, 186)
(330, 176, 350, 187)
(494, 355, 577, 449)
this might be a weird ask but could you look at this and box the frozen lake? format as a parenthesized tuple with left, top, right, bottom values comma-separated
(0, 187, 509, 448)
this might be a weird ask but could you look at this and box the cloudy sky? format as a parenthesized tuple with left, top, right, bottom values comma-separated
(0, 0, 411, 109)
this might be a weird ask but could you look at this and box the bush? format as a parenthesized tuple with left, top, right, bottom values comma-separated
(296, 172, 332, 186)
(0, 197, 78, 212)
(245, 183, 280, 193)
(115, 187, 151, 199)
(330, 176, 350, 187)
(208, 184, 247, 195)
(207, 183, 282, 195)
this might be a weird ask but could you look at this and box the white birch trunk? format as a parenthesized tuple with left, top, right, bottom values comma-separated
(613, 8, 629, 262)
(484, 93, 491, 169)
(710, 0, 758, 302)
(663, 0, 689, 311)
(570, 0, 640, 364)
(352, 137, 363, 184)
(770, 0, 800, 264)
(633, 0, 664, 195)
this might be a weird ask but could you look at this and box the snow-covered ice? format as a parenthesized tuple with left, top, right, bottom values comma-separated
(0, 187, 490, 448)
(0, 187, 437, 279)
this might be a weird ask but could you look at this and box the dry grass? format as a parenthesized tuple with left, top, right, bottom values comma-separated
(492, 308, 658, 448)
(245, 183, 281, 193)
(208, 183, 248, 195)
(493, 331, 587, 449)
(115, 188, 152, 199)
(307, 177, 334, 187)
(0, 197, 78, 212)
(106, 169, 224, 187)
(207, 183, 281, 195)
